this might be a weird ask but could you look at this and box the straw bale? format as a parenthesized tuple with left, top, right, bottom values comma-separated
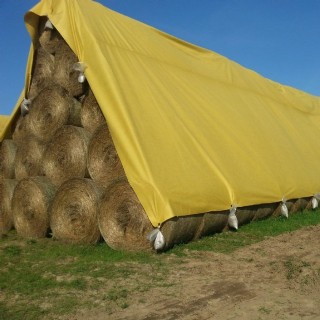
(0, 179, 17, 235)
(53, 37, 88, 97)
(80, 89, 105, 134)
(235, 207, 256, 227)
(160, 214, 203, 250)
(98, 179, 153, 251)
(28, 84, 82, 142)
(38, 17, 62, 54)
(42, 125, 90, 187)
(12, 177, 56, 238)
(14, 137, 45, 180)
(252, 203, 278, 221)
(198, 211, 229, 237)
(28, 47, 55, 100)
(88, 123, 126, 187)
(12, 114, 31, 145)
(0, 139, 17, 179)
(290, 198, 309, 212)
(50, 178, 102, 244)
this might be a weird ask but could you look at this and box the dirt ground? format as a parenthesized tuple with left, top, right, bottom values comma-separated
(63, 225, 320, 320)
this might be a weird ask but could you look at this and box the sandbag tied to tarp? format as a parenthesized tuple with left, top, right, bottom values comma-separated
(280, 198, 289, 218)
(228, 206, 238, 230)
(4, 0, 320, 230)
(311, 193, 320, 209)
(20, 98, 31, 116)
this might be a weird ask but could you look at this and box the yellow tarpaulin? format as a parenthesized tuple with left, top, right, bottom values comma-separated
(0, 115, 11, 140)
(0, 90, 25, 141)
(2, 0, 320, 226)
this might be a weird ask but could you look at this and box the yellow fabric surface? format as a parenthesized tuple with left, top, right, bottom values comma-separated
(0, 90, 25, 141)
(0, 115, 10, 140)
(4, 0, 320, 226)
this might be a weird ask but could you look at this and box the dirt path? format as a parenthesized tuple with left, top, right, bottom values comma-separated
(66, 225, 320, 320)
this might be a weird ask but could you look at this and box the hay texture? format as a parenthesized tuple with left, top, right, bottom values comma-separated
(12, 177, 56, 238)
(252, 203, 278, 221)
(98, 180, 153, 251)
(290, 198, 309, 212)
(0, 179, 17, 235)
(50, 178, 102, 244)
(42, 125, 90, 187)
(0, 139, 17, 179)
(198, 211, 229, 237)
(53, 37, 88, 97)
(160, 215, 203, 250)
(38, 17, 62, 54)
(80, 89, 105, 134)
(234, 207, 257, 227)
(28, 84, 81, 142)
(28, 47, 55, 100)
(14, 137, 45, 180)
(88, 124, 126, 187)
(12, 114, 31, 145)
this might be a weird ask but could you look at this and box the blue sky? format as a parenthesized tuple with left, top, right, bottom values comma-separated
(0, 0, 319, 115)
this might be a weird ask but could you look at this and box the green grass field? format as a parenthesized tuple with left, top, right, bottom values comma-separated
(1, 208, 320, 320)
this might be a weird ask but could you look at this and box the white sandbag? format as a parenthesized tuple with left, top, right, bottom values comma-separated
(228, 206, 238, 230)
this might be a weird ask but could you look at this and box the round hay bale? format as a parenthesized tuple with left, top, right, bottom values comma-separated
(14, 137, 46, 180)
(235, 207, 256, 227)
(12, 177, 56, 238)
(12, 114, 31, 145)
(53, 37, 88, 97)
(0, 139, 17, 179)
(252, 203, 278, 221)
(88, 124, 126, 187)
(38, 17, 62, 54)
(98, 180, 153, 251)
(28, 84, 81, 142)
(198, 211, 229, 237)
(80, 89, 105, 134)
(290, 198, 309, 213)
(0, 179, 18, 235)
(28, 47, 55, 100)
(50, 178, 102, 244)
(160, 214, 203, 250)
(42, 125, 90, 187)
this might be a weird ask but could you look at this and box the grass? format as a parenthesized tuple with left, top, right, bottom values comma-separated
(1, 208, 320, 319)
(170, 208, 320, 254)
(283, 258, 311, 280)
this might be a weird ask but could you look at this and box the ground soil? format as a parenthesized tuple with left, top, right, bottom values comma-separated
(62, 225, 320, 320)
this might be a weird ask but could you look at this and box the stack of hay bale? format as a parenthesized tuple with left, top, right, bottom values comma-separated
(0, 18, 314, 252)
(0, 17, 153, 251)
